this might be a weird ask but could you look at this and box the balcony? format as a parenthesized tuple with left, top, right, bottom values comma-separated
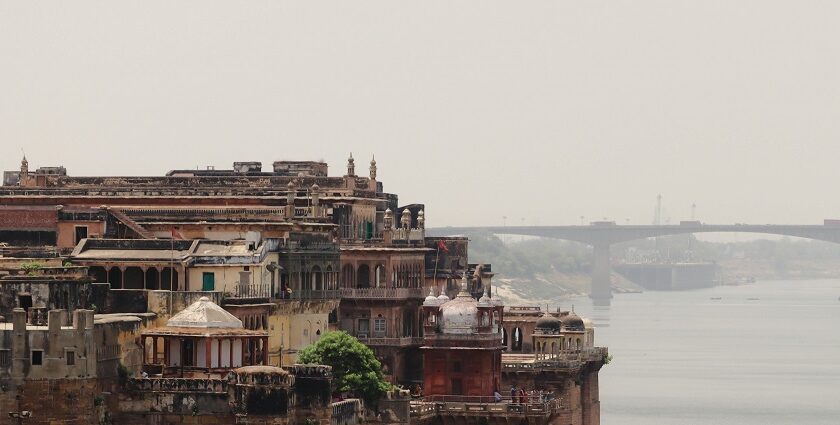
(356, 336, 424, 347)
(502, 347, 609, 370)
(228, 284, 340, 303)
(340, 287, 425, 300)
(411, 396, 560, 419)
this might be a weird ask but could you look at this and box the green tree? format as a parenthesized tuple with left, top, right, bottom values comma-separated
(298, 331, 391, 406)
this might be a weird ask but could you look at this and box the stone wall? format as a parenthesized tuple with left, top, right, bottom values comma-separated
(0, 378, 101, 425)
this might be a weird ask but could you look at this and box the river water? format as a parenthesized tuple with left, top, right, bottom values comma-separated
(571, 279, 840, 425)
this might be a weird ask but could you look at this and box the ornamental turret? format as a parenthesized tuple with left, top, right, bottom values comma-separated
(311, 183, 320, 217)
(369, 155, 377, 180)
(347, 152, 355, 176)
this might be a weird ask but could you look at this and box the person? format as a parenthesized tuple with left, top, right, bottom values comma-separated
(494, 389, 502, 403)
(510, 385, 517, 404)
(518, 388, 526, 405)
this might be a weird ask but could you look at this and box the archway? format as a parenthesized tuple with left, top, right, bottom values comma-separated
(357, 264, 371, 289)
(161, 268, 178, 291)
(341, 264, 354, 288)
(108, 268, 122, 289)
(89, 266, 107, 284)
(512, 327, 523, 351)
(374, 265, 385, 288)
(312, 265, 323, 290)
(145, 268, 159, 290)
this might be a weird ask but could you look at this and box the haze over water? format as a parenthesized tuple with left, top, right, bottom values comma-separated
(573, 279, 840, 425)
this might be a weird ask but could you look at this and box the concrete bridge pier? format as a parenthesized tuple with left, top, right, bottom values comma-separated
(590, 243, 612, 303)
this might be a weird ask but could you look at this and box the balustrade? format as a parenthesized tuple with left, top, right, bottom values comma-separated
(339, 287, 425, 299)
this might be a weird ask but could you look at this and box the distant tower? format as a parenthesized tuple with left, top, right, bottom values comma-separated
(654, 194, 662, 225)
(691, 203, 696, 220)
(19, 155, 29, 186)
(310, 183, 320, 217)
(347, 153, 355, 176)
(369, 155, 377, 180)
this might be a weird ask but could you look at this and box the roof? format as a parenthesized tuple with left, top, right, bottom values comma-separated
(193, 241, 257, 256)
(72, 248, 191, 261)
(166, 296, 243, 328)
(141, 326, 267, 337)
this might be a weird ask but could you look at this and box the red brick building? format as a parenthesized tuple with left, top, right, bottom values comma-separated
(421, 270, 504, 398)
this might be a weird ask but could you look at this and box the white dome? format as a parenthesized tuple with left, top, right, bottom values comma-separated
(423, 287, 443, 307)
(439, 296, 478, 334)
(166, 297, 243, 329)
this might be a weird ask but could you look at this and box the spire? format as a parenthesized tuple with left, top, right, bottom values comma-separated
(369, 155, 377, 180)
(456, 270, 471, 298)
(347, 152, 355, 176)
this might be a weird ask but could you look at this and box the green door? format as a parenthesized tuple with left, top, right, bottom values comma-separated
(202, 272, 215, 291)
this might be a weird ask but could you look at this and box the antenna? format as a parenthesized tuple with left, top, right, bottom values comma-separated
(654, 194, 662, 225)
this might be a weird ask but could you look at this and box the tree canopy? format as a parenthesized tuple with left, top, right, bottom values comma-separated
(297, 331, 391, 405)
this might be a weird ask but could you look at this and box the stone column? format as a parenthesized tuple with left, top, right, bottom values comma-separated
(590, 243, 613, 303)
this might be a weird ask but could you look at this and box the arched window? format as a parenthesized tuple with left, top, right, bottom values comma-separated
(341, 264, 354, 288)
(357, 265, 371, 289)
(312, 265, 323, 290)
(374, 265, 385, 288)
(326, 265, 333, 289)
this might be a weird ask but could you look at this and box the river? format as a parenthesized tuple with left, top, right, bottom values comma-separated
(571, 279, 840, 425)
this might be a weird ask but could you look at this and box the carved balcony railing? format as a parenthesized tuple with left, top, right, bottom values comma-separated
(340, 287, 425, 300)
(126, 377, 228, 394)
(413, 396, 560, 417)
(356, 336, 424, 347)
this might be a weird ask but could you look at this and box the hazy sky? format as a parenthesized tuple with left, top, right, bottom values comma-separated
(2, 1, 839, 227)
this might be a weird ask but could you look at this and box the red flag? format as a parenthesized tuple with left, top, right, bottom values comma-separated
(171, 228, 184, 240)
(437, 240, 449, 253)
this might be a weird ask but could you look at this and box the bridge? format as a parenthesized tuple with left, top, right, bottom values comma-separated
(428, 223, 840, 301)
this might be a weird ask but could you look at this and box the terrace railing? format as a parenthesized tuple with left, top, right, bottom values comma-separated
(340, 287, 425, 300)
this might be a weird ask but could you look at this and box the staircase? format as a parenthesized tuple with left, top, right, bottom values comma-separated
(107, 208, 157, 239)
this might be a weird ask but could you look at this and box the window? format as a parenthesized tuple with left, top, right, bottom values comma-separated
(202, 272, 215, 291)
(374, 318, 386, 334)
(358, 319, 370, 333)
(31, 350, 43, 366)
(0, 350, 9, 367)
(66, 350, 75, 366)
(452, 361, 462, 373)
(74, 226, 88, 245)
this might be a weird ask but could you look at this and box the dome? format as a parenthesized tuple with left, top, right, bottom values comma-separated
(560, 312, 585, 332)
(477, 285, 491, 306)
(438, 273, 479, 334)
(439, 297, 478, 334)
(166, 297, 243, 329)
(535, 312, 562, 334)
(436, 293, 451, 303)
(424, 287, 443, 307)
